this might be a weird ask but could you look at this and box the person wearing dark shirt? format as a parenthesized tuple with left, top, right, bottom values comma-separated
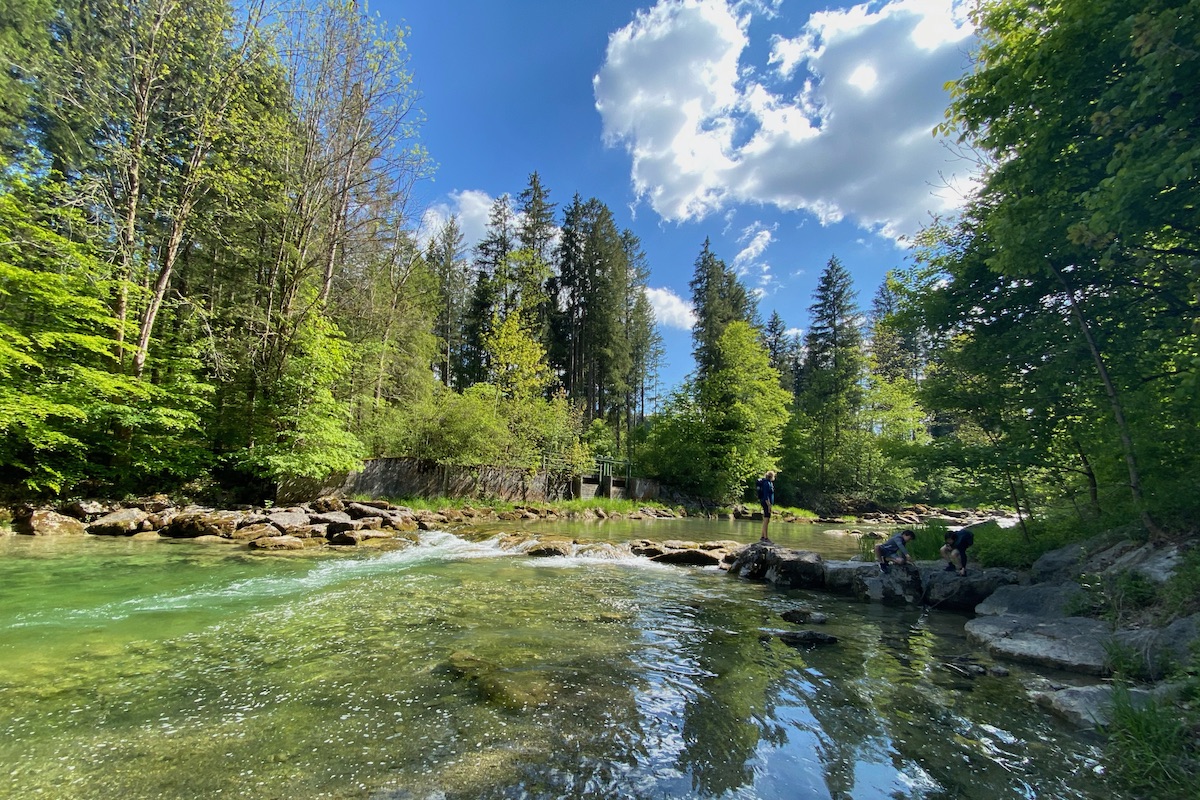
(756, 471, 776, 542)
(874, 529, 915, 572)
(941, 528, 975, 576)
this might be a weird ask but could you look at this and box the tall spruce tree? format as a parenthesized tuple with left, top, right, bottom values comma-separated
(689, 239, 757, 379)
(794, 255, 864, 488)
(427, 216, 469, 388)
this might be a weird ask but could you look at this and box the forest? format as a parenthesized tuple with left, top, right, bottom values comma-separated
(1, 0, 1197, 542)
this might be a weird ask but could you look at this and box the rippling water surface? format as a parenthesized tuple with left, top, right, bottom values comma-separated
(0, 523, 1114, 799)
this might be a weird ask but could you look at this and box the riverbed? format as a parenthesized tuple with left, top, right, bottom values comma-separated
(0, 520, 1116, 799)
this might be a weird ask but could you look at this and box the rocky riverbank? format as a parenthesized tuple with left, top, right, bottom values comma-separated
(726, 538, 1199, 730)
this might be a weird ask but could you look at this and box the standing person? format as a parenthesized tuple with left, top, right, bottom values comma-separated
(756, 470, 776, 542)
(941, 528, 975, 576)
(874, 529, 915, 572)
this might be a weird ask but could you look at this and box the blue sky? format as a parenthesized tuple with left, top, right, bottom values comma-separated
(379, 0, 979, 395)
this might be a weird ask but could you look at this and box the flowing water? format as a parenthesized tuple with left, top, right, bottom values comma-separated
(0, 520, 1115, 799)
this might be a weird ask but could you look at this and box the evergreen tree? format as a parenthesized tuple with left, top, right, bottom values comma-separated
(793, 255, 864, 488)
(762, 311, 797, 392)
(514, 172, 556, 341)
(689, 239, 757, 379)
(427, 216, 469, 388)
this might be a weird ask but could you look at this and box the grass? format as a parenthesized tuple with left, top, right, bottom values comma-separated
(1103, 679, 1200, 799)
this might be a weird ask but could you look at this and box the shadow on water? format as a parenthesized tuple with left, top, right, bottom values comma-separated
(0, 525, 1116, 800)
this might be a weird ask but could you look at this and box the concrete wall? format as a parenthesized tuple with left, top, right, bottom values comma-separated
(279, 458, 661, 505)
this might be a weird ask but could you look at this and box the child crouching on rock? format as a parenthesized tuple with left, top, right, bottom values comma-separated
(875, 529, 915, 572)
(941, 528, 974, 576)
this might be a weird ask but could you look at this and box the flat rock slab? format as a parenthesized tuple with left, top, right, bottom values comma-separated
(975, 582, 1086, 618)
(965, 615, 1113, 675)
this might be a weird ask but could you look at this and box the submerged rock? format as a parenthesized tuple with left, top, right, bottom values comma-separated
(777, 630, 839, 647)
(781, 607, 829, 625)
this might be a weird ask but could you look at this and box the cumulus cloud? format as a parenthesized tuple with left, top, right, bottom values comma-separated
(418, 189, 495, 250)
(645, 286, 697, 330)
(594, 0, 977, 241)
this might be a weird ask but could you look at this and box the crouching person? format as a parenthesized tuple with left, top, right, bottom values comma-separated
(941, 528, 974, 576)
(874, 529, 915, 572)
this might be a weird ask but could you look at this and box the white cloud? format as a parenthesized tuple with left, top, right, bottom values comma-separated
(645, 286, 696, 330)
(418, 189, 495, 251)
(594, 0, 977, 241)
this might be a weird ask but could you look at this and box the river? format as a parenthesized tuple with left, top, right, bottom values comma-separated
(0, 518, 1115, 799)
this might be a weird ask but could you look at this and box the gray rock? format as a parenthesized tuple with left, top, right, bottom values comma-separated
(61, 500, 109, 520)
(1030, 541, 1089, 583)
(1113, 612, 1200, 680)
(965, 615, 1113, 675)
(975, 582, 1086, 618)
(266, 510, 310, 529)
(853, 565, 923, 605)
(822, 561, 880, 594)
(87, 508, 150, 536)
(1029, 684, 1123, 729)
(1104, 542, 1183, 584)
(726, 543, 826, 589)
(308, 511, 353, 525)
(921, 566, 1021, 611)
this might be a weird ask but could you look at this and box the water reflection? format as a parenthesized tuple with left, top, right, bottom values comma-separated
(0, 531, 1113, 800)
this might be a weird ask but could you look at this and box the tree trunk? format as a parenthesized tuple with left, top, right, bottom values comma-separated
(1051, 264, 1163, 540)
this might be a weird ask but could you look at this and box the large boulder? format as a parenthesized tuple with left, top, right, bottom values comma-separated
(86, 508, 151, 536)
(14, 508, 87, 536)
(920, 567, 1021, 612)
(310, 510, 354, 526)
(1113, 612, 1200, 680)
(965, 615, 1113, 675)
(852, 566, 923, 605)
(726, 543, 826, 589)
(975, 582, 1087, 618)
(822, 561, 880, 594)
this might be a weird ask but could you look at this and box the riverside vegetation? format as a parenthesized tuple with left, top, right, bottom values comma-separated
(1, 0, 1198, 798)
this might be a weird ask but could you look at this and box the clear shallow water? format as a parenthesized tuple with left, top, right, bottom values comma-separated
(0, 526, 1115, 800)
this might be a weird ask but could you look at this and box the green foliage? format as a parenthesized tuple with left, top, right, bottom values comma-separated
(232, 310, 364, 482)
(1162, 547, 1200, 619)
(931, 0, 1200, 532)
(637, 347, 800, 506)
(1104, 680, 1200, 800)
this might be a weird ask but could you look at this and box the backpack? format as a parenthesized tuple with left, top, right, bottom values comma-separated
(756, 478, 766, 502)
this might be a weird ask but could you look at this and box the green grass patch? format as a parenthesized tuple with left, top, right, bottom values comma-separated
(1103, 680, 1200, 799)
